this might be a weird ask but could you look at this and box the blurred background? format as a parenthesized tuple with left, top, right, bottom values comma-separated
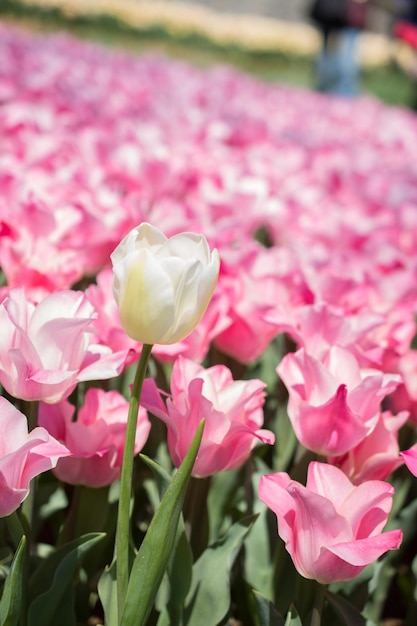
(1, 0, 416, 107)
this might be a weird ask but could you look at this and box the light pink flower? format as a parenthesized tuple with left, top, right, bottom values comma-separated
(329, 410, 408, 484)
(0, 288, 127, 403)
(38, 388, 150, 487)
(259, 462, 403, 584)
(277, 346, 401, 456)
(0, 396, 70, 517)
(140, 355, 274, 477)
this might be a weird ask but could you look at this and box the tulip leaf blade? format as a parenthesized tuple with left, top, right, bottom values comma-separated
(28, 532, 105, 626)
(284, 604, 302, 626)
(244, 458, 276, 601)
(251, 590, 285, 626)
(325, 589, 377, 626)
(141, 452, 193, 625)
(139, 452, 172, 498)
(0, 536, 26, 626)
(121, 420, 204, 626)
(183, 515, 256, 626)
(97, 559, 118, 626)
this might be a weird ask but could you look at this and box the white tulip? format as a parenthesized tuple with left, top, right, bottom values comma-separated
(111, 223, 220, 345)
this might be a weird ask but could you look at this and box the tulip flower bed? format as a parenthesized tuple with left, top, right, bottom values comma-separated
(2, 21, 417, 626)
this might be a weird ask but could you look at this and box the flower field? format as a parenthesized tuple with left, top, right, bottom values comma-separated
(1, 21, 417, 626)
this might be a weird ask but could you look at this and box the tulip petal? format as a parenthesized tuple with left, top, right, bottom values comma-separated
(315, 530, 403, 579)
(401, 444, 417, 477)
(119, 249, 176, 344)
(296, 385, 368, 456)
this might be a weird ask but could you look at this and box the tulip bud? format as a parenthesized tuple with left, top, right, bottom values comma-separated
(111, 223, 220, 345)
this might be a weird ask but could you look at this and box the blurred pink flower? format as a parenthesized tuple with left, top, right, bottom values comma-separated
(277, 346, 401, 456)
(0, 396, 70, 517)
(0, 288, 127, 403)
(278, 302, 388, 367)
(140, 355, 274, 477)
(259, 462, 403, 584)
(39, 388, 150, 487)
(212, 246, 306, 364)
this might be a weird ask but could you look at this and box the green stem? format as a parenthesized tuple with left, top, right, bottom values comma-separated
(115, 343, 153, 624)
(21, 402, 39, 529)
(310, 583, 326, 626)
(5, 511, 26, 550)
(26, 400, 39, 432)
(57, 485, 81, 546)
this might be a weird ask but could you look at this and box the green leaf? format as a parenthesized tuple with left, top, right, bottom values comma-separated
(141, 453, 193, 626)
(325, 590, 376, 626)
(251, 590, 285, 626)
(272, 406, 298, 473)
(162, 526, 193, 625)
(121, 420, 204, 626)
(284, 605, 302, 626)
(28, 532, 105, 626)
(244, 458, 274, 600)
(183, 516, 256, 626)
(206, 467, 241, 543)
(156, 527, 193, 626)
(0, 536, 26, 626)
(98, 560, 118, 626)
(140, 452, 172, 499)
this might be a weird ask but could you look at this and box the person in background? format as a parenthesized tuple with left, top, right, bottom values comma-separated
(309, 0, 371, 96)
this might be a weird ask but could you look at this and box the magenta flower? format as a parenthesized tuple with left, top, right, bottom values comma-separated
(39, 388, 150, 487)
(0, 288, 127, 403)
(140, 355, 274, 477)
(0, 397, 70, 517)
(259, 462, 403, 584)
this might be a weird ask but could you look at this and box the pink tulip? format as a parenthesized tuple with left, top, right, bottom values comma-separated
(401, 443, 417, 477)
(0, 396, 70, 517)
(38, 388, 150, 487)
(140, 355, 274, 477)
(329, 410, 408, 484)
(277, 346, 401, 456)
(212, 246, 300, 364)
(259, 462, 403, 584)
(0, 288, 128, 403)
(278, 302, 388, 368)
